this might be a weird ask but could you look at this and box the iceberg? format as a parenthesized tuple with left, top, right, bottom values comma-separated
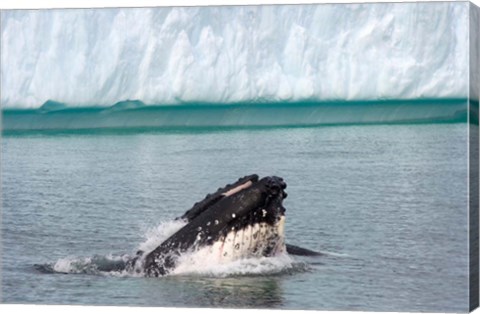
(0, 2, 470, 109)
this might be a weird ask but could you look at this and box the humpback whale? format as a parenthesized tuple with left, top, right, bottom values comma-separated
(128, 174, 320, 277)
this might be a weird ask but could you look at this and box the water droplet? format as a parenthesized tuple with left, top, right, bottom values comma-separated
(214, 220, 219, 225)
(197, 226, 202, 231)
(232, 213, 236, 218)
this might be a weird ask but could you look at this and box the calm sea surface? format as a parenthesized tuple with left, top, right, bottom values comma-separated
(1, 124, 469, 312)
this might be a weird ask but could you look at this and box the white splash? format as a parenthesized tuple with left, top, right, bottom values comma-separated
(171, 250, 294, 277)
(1, 2, 469, 108)
(51, 254, 131, 275)
(137, 219, 187, 253)
(52, 256, 92, 274)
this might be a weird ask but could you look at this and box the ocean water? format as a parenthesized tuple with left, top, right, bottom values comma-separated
(1, 123, 470, 312)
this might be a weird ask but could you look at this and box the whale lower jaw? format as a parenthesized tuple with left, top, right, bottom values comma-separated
(202, 216, 286, 263)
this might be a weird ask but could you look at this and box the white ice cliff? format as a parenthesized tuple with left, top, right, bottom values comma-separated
(0, 2, 470, 108)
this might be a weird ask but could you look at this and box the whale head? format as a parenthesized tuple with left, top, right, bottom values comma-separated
(143, 175, 288, 276)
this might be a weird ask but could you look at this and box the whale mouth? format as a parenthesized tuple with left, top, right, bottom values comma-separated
(142, 175, 288, 276)
(202, 176, 288, 261)
(184, 175, 288, 246)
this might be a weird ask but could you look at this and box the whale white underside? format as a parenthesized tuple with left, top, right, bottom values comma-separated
(196, 216, 286, 264)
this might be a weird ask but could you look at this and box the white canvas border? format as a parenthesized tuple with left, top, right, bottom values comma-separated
(0, 1, 478, 314)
